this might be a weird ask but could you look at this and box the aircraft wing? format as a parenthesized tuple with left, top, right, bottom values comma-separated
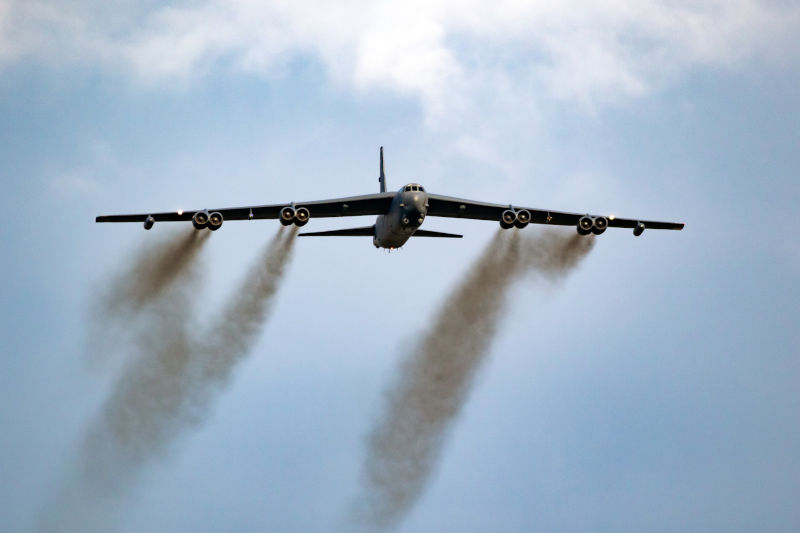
(426, 194, 684, 231)
(96, 192, 396, 224)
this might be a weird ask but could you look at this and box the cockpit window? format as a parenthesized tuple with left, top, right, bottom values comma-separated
(405, 186, 412, 192)
(419, 186, 425, 192)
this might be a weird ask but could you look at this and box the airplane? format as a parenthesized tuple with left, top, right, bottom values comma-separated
(96, 147, 684, 249)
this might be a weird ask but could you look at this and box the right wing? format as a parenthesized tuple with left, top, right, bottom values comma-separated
(426, 194, 684, 231)
(96, 193, 396, 224)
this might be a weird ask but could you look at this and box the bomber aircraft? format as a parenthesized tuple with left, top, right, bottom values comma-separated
(96, 148, 684, 248)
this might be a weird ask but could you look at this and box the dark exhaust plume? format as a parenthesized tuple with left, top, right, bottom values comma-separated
(86, 229, 210, 369)
(101, 230, 210, 315)
(198, 226, 298, 387)
(37, 227, 298, 532)
(519, 230, 596, 281)
(38, 231, 207, 532)
(351, 229, 594, 530)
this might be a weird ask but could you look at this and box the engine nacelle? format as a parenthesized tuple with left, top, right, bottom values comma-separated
(592, 216, 608, 235)
(500, 209, 517, 229)
(192, 210, 209, 230)
(207, 211, 223, 231)
(294, 207, 310, 227)
(577, 215, 593, 235)
(143, 215, 155, 230)
(280, 206, 296, 226)
(514, 209, 531, 229)
(633, 222, 645, 237)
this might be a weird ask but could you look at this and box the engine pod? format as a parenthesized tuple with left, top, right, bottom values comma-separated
(577, 215, 593, 235)
(207, 211, 223, 231)
(500, 209, 517, 229)
(192, 210, 209, 230)
(143, 215, 155, 230)
(633, 222, 645, 236)
(514, 209, 531, 228)
(294, 207, 310, 227)
(280, 206, 296, 225)
(592, 216, 608, 235)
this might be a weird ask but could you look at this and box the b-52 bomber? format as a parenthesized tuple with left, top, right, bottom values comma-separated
(96, 148, 684, 249)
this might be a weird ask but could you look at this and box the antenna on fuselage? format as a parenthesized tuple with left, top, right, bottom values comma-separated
(378, 146, 387, 193)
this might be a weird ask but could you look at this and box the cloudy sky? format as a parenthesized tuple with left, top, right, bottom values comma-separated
(1, 1, 799, 531)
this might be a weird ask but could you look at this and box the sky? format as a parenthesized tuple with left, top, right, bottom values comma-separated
(1, 0, 799, 531)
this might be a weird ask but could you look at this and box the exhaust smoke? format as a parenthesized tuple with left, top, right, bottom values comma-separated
(38, 237, 206, 532)
(351, 229, 594, 530)
(99, 229, 210, 317)
(89, 226, 297, 477)
(199, 226, 298, 386)
(86, 229, 210, 370)
(38, 227, 298, 532)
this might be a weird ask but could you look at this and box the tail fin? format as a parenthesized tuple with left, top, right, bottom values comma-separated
(378, 146, 387, 193)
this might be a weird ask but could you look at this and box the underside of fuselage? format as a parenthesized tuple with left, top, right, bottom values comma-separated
(372, 184, 428, 248)
(294, 180, 461, 247)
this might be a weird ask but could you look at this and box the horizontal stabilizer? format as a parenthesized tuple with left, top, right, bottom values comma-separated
(413, 229, 462, 238)
(298, 226, 375, 237)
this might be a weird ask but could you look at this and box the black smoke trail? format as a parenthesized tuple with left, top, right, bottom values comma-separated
(351, 229, 595, 530)
(37, 227, 298, 532)
(86, 229, 210, 370)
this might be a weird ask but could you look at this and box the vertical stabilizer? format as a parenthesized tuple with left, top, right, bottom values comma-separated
(379, 146, 387, 193)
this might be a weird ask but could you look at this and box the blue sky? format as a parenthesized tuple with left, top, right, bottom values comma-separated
(1, 1, 799, 531)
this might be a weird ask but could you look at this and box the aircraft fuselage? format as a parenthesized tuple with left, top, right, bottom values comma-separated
(373, 184, 428, 249)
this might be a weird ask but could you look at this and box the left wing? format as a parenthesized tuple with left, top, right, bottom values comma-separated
(96, 192, 396, 224)
(426, 194, 684, 231)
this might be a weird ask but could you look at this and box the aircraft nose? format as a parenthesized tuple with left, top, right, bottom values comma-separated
(407, 195, 428, 224)
(403, 208, 424, 227)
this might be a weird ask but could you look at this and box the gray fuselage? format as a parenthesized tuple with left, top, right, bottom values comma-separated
(373, 184, 428, 248)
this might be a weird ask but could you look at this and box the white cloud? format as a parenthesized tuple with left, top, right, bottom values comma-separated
(2, 0, 798, 119)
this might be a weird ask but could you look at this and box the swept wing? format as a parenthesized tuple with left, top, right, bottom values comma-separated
(96, 193, 396, 224)
(426, 194, 684, 231)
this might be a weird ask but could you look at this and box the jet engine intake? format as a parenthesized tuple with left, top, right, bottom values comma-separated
(143, 215, 155, 230)
(514, 209, 531, 229)
(294, 207, 310, 227)
(208, 211, 223, 231)
(192, 210, 209, 230)
(592, 216, 608, 235)
(577, 215, 593, 235)
(280, 206, 296, 226)
(500, 209, 517, 229)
